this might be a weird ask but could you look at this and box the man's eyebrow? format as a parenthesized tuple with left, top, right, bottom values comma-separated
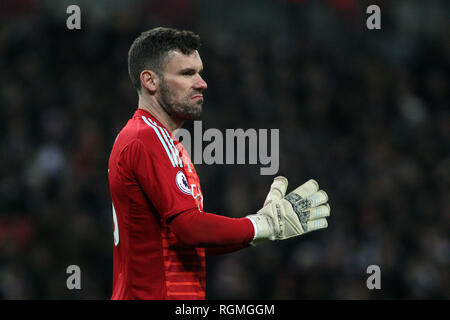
(179, 67, 203, 74)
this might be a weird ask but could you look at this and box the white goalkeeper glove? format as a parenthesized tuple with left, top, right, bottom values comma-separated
(247, 176, 330, 242)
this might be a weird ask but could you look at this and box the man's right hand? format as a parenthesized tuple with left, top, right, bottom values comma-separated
(247, 176, 330, 242)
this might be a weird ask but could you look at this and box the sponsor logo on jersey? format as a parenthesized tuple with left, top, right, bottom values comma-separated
(175, 171, 192, 195)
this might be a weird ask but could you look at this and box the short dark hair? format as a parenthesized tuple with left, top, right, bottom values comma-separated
(127, 27, 201, 92)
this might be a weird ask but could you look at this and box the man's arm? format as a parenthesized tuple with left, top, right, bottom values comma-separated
(169, 176, 331, 248)
(168, 209, 254, 247)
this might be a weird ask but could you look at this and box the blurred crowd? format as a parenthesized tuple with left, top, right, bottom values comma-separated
(0, 0, 448, 299)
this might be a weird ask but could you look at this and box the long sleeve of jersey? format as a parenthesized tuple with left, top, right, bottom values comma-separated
(168, 209, 254, 247)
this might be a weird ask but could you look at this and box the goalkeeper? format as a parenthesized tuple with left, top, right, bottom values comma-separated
(108, 27, 330, 300)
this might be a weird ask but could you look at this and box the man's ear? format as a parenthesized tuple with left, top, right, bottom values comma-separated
(140, 70, 159, 94)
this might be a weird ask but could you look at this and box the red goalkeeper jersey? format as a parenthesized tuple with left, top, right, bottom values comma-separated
(108, 109, 254, 300)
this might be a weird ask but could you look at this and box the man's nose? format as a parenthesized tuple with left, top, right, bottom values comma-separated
(194, 74, 207, 91)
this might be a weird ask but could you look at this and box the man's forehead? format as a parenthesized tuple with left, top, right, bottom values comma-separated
(164, 50, 203, 71)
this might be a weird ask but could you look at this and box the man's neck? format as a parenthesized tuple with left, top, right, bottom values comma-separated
(138, 95, 184, 133)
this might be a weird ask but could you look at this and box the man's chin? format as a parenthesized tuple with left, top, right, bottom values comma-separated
(174, 107, 202, 120)
(184, 111, 202, 120)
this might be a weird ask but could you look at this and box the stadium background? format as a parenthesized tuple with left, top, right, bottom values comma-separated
(0, 0, 448, 299)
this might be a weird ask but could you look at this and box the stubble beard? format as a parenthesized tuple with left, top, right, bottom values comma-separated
(159, 79, 203, 120)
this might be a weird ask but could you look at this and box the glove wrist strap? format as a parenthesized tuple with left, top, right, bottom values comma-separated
(246, 214, 274, 244)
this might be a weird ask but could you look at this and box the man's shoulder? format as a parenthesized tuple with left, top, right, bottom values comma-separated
(115, 114, 162, 147)
(115, 115, 182, 167)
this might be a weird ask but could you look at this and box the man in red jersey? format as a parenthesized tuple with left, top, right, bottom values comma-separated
(108, 27, 331, 299)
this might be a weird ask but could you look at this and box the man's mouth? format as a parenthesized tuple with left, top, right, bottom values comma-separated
(191, 94, 203, 100)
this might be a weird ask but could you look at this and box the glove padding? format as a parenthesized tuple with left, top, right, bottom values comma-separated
(247, 176, 330, 241)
